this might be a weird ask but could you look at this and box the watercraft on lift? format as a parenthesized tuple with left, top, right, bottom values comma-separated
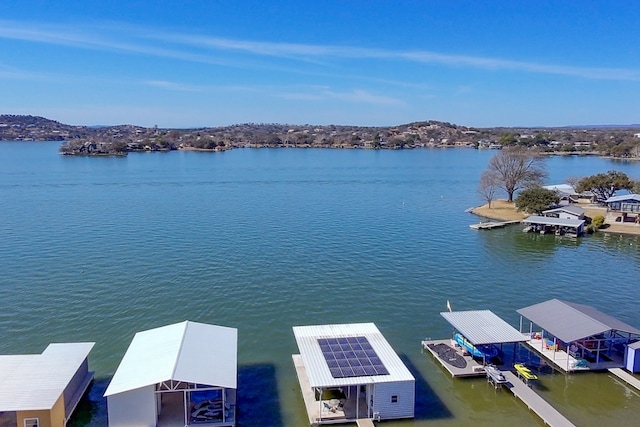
(514, 363, 538, 380)
(454, 333, 499, 359)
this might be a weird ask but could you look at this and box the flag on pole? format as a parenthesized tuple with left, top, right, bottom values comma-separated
(446, 300, 452, 312)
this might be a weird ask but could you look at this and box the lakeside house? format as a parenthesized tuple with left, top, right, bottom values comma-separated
(104, 321, 237, 427)
(605, 194, 640, 224)
(292, 323, 415, 425)
(0, 342, 95, 427)
(542, 205, 586, 221)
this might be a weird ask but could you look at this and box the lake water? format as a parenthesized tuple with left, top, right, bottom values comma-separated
(1, 142, 639, 426)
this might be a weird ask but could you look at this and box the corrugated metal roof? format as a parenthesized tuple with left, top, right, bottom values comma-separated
(543, 184, 577, 195)
(543, 205, 585, 216)
(523, 215, 585, 228)
(293, 323, 414, 388)
(104, 321, 237, 397)
(0, 342, 94, 411)
(517, 299, 640, 343)
(440, 310, 526, 345)
(606, 194, 640, 203)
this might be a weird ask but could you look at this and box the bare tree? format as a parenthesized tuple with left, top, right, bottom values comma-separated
(564, 176, 581, 189)
(485, 147, 547, 202)
(478, 170, 501, 208)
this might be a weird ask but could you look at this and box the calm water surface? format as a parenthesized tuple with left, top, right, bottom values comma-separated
(1, 142, 639, 426)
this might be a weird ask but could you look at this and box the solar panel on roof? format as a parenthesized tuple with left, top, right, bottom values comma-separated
(318, 336, 389, 378)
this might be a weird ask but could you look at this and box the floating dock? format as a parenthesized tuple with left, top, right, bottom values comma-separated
(421, 339, 487, 377)
(608, 368, 640, 392)
(469, 220, 521, 230)
(502, 371, 575, 427)
(423, 339, 576, 427)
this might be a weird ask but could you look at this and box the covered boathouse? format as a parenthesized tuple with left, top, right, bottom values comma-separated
(422, 310, 528, 377)
(292, 323, 415, 425)
(523, 215, 585, 236)
(517, 299, 640, 372)
(104, 321, 237, 427)
(441, 309, 528, 362)
(0, 342, 94, 427)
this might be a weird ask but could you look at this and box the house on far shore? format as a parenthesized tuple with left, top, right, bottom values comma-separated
(605, 194, 640, 224)
(292, 322, 415, 425)
(543, 184, 595, 204)
(0, 342, 95, 427)
(104, 321, 237, 427)
(542, 205, 586, 221)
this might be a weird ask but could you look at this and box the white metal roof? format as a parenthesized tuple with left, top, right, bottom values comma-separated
(543, 184, 577, 195)
(523, 215, 585, 228)
(606, 193, 640, 203)
(517, 299, 640, 343)
(440, 310, 526, 345)
(543, 205, 585, 216)
(293, 323, 414, 388)
(104, 321, 237, 397)
(0, 342, 94, 411)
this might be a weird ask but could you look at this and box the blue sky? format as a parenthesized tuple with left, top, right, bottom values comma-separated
(1, 1, 639, 128)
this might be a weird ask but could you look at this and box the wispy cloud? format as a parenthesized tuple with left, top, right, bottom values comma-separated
(144, 79, 403, 106)
(1, 20, 639, 81)
(279, 87, 404, 106)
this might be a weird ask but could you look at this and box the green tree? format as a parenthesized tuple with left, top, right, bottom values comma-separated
(575, 170, 634, 201)
(484, 147, 547, 202)
(499, 133, 517, 146)
(515, 187, 560, 214)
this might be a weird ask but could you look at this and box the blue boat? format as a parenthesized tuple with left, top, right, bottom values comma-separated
(454, 333, 499, 359)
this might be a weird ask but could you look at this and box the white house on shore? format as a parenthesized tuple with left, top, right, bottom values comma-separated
(104, 321, 237, 427)
(542, 205, 586, 221)
(0, 342, 94, 427)
(292, 323, 415, 425)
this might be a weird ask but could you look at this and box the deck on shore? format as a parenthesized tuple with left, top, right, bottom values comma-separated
(502, 371, 575, 427)
(469, 220, 521, 230)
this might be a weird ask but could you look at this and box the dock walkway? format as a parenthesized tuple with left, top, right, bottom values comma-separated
(469, 220, 521, 230)
(356, 419, 375, 427)
(609, 368, 640, 392)
(502, 371, 575, 427)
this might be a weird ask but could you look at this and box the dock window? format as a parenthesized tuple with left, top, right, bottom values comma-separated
(24, 418, 39, 427)
(391, 395, 398, 403)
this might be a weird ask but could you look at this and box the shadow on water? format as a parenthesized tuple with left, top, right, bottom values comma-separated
(69, 366, 284, 427)
(237, 363, 283, 427)
(399, 354, 453, 421)
(67, 377, 109, 427)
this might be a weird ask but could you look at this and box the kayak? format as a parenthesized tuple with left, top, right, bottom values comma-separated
(454, 333, 499, 359)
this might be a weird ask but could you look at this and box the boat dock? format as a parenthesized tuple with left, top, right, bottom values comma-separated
(421, 339, 487, 377)
(469, 220, 521, 230)
(608, 368, 640, 392)
(502, 370, 575, 427)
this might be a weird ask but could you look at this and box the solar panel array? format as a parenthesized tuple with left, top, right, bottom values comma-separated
(318, 336, 389, 378)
